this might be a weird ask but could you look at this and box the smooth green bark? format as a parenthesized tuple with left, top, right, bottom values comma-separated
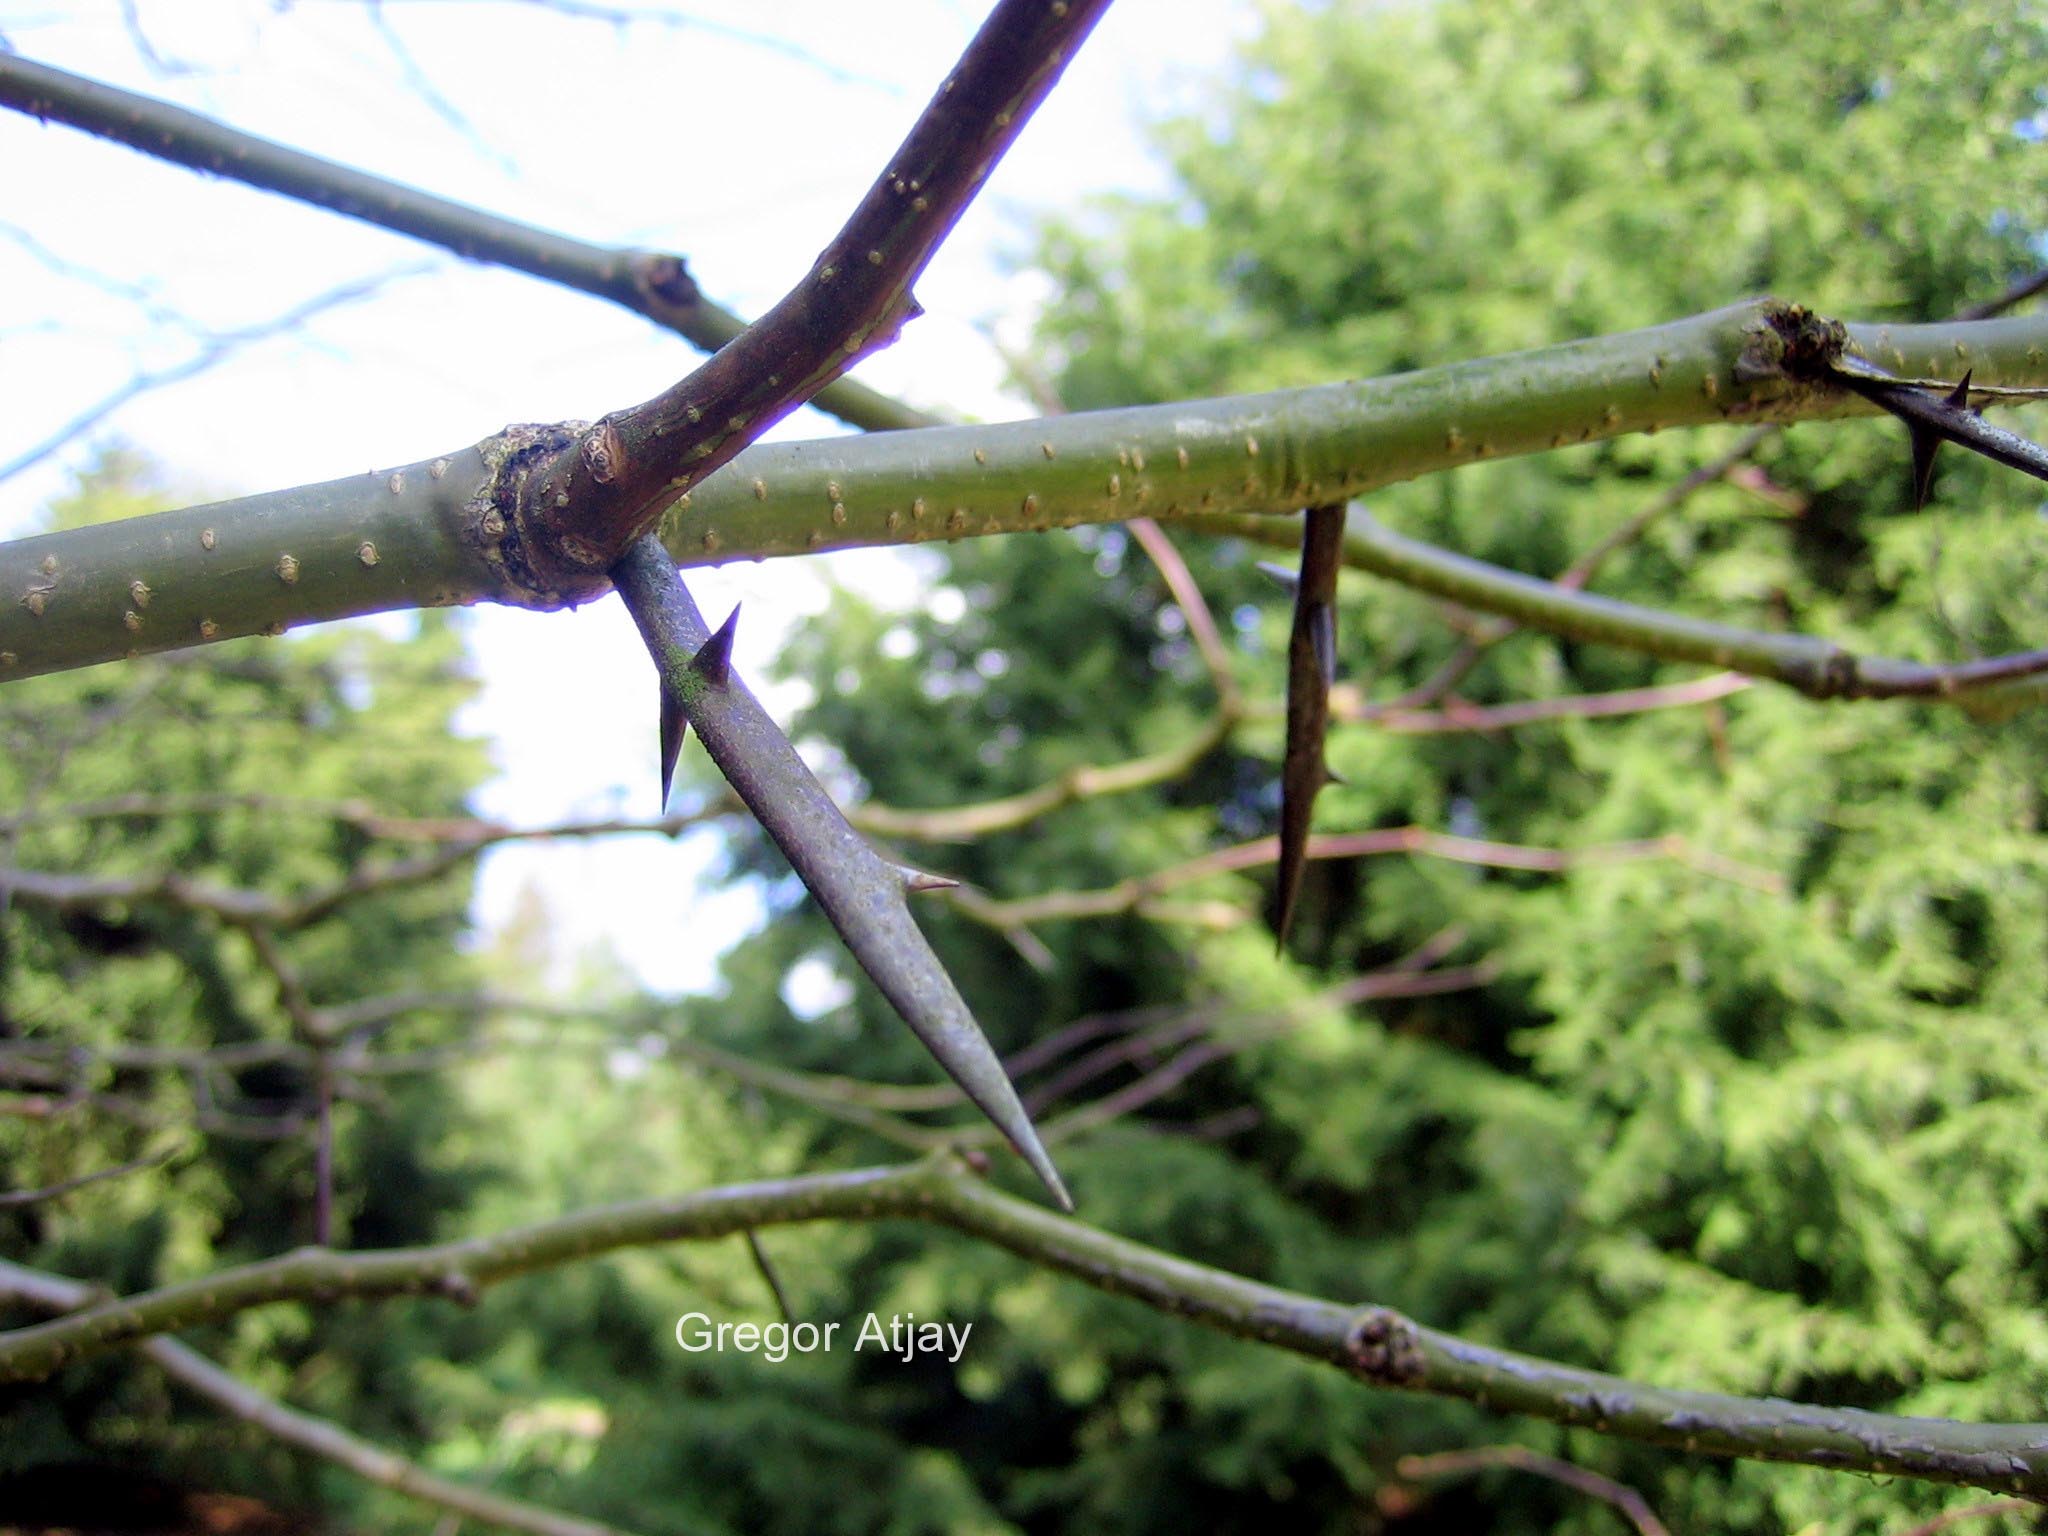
(7, 302, 2045, 683)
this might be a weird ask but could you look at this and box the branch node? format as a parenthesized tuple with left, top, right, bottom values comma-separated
(467, 421, 609, 609)
(1344, 1306, 1428, 1385)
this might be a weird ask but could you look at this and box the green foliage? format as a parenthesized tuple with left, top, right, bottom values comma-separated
(723, 0, 2048, 1529)
(11, 2, 2048, 1532)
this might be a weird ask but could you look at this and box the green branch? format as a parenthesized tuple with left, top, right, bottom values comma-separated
(1203, 510, 2048, 713)
(2, 1160, 2043, 1498)
(9, 301, 2046, 682)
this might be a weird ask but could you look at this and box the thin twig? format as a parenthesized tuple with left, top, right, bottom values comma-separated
(0, 53, 931, 436)
(1396, 1446, 1671, 1536)
(945, 825, 1780, 932)
(0, 264, 432, 484)
(1891, 1498, 2042, 1536)
(1204, 511, 2048, 712)
(0, 1141, 184, 1209)
(743, 1231, 796, 1328)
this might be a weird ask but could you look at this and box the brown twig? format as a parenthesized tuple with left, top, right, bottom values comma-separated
(1343, 671, 1753, 734)
(744, 1231, 797, 1328)
(1126, 516, 1241, 709)
(1891, 1498, 2042, 1536)
(510, 0, 1117, 592)
(0, 1141, 185, 1209)
(945, 826, 1781, 932)
(1395, 1446, 1671, 1536)
(1392, 425, 1779, 710)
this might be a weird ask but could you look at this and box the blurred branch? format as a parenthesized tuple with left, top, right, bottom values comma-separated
(1893, 1500, 2043, 1536)
(0, 52, 931, 436)
(362, 0, 516, 171)
(1958, 268, 2048, 322)
(1204, 509, 2048, 716)
(1394, 423, 1781, 709)
(1127, 515, 1241, 710)
(0, 843, 475, 930)
(849, 710, 1239, 842)
(944, 825, 1781, 933)
(115, 0, 196, 76)
(1394, 1446, 1671, 1536)
(0, 1261, 645, 1536)
(1342, 671, 1754, 734)
(743, 1231, 796, 1328)
(993, 330, 1241, 709)
(349, 0, 903, 89)
(0, 1141, 184, 1209)
(0, 263, 432, 485)
(3, 1159, 2046, 1499)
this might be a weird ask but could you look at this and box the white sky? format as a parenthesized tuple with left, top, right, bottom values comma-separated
(0, 0, 1255, 993)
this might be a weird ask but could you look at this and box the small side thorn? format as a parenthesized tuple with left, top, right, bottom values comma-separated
(1256, 561, 1301, 591)
(694, 606, 740, 686)
(893, 863, 960, 895)
(1310, 604, 1337, 688)
(659, 689, 685, 807)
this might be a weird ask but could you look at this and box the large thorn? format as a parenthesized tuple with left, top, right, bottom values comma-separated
(1275, 503, 1347, 952)
(1906, 372, 1972, 509)
(612, 540, 1069, 1210)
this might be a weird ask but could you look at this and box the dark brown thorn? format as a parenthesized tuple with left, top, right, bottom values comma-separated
(1275, 503, 1346, 952)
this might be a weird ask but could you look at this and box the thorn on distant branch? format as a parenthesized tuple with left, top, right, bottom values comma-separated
(1275, 503, 1347, 952)
(1907, 371, 1974, 508)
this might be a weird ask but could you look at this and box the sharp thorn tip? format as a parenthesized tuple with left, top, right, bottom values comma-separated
(1256, 561, 1301, 591)
(893, 863, 960, 895)
(1906, 420, 1942, 511)
(658, 690, 684, 807)
(694, 606, 740, 687)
